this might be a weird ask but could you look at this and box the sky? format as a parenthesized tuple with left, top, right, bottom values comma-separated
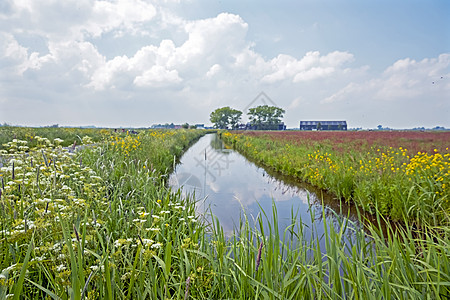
(0, 0, 449, 129)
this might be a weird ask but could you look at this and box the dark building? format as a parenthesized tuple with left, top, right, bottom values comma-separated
(299, 121, 347, 131)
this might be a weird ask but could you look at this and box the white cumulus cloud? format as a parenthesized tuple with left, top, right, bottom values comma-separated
(0, 33, 29, 76)
(323, 53, 450, 104)
(134, 65, 181, 87)
(206, 64, 221, 78)
(262, 51, 354, 84)
(87, 12, 250, 89)
(0, 0, 156, 41)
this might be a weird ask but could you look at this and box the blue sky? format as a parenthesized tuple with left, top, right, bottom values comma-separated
(0, 0, 449, 128)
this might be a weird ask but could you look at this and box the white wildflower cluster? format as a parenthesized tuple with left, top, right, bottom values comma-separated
(114, 238, 134, 248)
(0, 134, 108, 263)
(151, 242, 162, 249)
(31, 255, 46, 262)
(147, 201, 198, 230)
(139, 211, 150, 218)
(35, 136, 53, 148)
(53, 138, 64, 146)
(0, 131, 203, 292)
(81, 136, 93, 145)
(168, 202, 186, 210)
(133, 218, 146, 223)
(2, 139, 28, 154)
(56, 264, 66, 272)
(89, 265, 105, 272)
(113, 237, 162, 250)
(141, 238, 154, 246)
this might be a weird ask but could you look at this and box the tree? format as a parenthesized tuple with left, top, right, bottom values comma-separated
(316, 122, 322, 131)
(182, 123, 189, 129)
(210, 107, 242, 129)
(248, 105, 285, 130)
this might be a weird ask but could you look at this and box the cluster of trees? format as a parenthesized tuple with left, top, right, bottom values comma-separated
(209, 107, 242, 130)
(182, 123, 197, 129)
(210, 105, 285, 130)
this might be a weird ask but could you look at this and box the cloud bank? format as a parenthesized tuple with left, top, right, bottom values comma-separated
(0, 0, 448, 128)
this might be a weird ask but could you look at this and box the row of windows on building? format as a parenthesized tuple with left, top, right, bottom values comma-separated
(299, 121, 347, 131)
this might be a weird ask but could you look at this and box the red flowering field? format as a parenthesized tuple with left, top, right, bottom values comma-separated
(239, 130, 450, 154)
(223, 130, 450, 224)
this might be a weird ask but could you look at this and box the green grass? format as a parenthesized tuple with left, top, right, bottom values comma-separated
(1, 128, 449, 298)
(221, 131, 450, 227)
(0, 126, 112, 150)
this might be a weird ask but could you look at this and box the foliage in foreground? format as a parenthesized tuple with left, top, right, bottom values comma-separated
(0, 127, 111, 150)
(222, 131, 450, 226)
(0, 129, 449, 299)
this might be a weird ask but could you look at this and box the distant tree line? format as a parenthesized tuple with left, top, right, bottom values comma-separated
(210, 105, 285, 130)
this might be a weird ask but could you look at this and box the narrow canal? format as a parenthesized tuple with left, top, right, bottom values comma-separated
(169, 133, 363, 245)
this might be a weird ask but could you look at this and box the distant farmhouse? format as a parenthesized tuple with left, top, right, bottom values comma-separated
(300, 121, 347, 131)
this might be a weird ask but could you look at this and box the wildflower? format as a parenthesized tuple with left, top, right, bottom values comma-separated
(151, 242, 162, 249)
(32, 255, 46, 262)
(121, 272, 131, 281)
(142, 239, 154, 246)
(114, 239, 132, 248)
(56, 264, 66, 272)
(53, 138, 64, 145)
(90, 265, 99, 271)
(140, 212, 150, 218)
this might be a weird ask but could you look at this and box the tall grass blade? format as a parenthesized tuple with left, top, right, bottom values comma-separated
(13, 233, 34, 300)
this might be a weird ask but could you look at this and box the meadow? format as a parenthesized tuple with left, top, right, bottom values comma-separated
(0, 127, 109, 150)
(0, 128, 449, 299)
(222, 130, 450, 227)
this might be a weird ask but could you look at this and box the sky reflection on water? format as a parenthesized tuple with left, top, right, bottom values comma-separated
(169, 133, 363, 247)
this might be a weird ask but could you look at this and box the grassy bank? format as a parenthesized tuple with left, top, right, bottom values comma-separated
(1, 129, 449, 298)
(0, 129, 207, 298)
(221, 131, 450, 227)
(0, 127, 112, 150)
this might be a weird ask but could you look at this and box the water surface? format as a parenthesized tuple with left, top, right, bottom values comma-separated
(169, 133, 363, 244)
